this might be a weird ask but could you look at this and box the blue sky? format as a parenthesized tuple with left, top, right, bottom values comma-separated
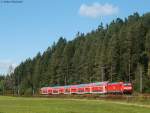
(0, 0, 150, 74)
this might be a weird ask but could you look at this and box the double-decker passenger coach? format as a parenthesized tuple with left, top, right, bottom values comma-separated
(40, 81, 133, 95)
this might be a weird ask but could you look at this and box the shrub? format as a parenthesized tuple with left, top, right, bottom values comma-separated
(24, 88, 33, 96)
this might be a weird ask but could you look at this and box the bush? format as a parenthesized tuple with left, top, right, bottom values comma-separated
(24, 88, 33, 96)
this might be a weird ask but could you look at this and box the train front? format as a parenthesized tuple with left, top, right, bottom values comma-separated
(123, 83, 133, 94)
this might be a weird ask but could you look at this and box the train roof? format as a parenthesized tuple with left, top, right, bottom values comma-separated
(108, 82, 124, 85)
(53, 81, 108, 88)
(40, 81, 109, 89)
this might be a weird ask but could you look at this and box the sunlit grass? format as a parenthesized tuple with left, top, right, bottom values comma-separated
(0, 96, 149, 113)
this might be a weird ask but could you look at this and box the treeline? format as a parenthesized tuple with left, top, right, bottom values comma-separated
(0, 75, 13, 95)
(1, 12, 150, 95)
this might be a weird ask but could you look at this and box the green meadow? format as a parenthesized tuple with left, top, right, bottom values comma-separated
(0, 96, 149, 113)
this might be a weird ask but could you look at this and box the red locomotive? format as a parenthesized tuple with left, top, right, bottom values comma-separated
(40, 81, 133, 95)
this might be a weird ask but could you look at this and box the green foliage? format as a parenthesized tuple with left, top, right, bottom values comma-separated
(3, 12, 150, 95)
(24, 88, 33, 96)
(0, 80, 4, 95)
(19, 82, 27, 95)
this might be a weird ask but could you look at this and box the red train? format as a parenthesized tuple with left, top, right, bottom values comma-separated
(40, 81, 133, 95)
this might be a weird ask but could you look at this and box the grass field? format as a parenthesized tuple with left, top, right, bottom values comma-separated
(0, 96, 150, 113)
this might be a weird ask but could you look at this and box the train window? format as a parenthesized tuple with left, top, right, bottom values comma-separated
(124, 83, 131, 86)
(53, 90, 58, 93)
(65, 89, 70, 92)
(85, 88, 90, 91)
(78, 88, 84, 92)
(92, 87, 102, 92)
